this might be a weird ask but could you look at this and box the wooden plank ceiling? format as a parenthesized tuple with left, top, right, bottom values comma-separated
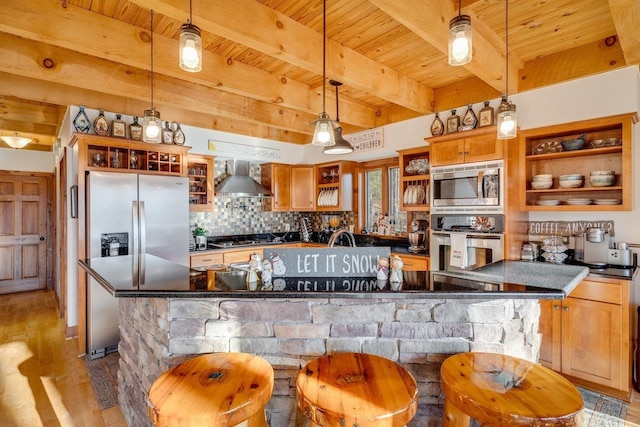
(0, 0, 637, 151)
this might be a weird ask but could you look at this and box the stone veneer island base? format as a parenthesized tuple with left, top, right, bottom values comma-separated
(117, 296, 541, 427)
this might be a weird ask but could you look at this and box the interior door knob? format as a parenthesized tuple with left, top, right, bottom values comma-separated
(39, 236, 45, 241)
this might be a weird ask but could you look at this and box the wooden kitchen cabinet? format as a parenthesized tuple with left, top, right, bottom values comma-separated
(261, 163, 291, 211)
(391, 253, 429, 271)
(539, 276, 632, 400)
(290, 166, 315, 211)
(426, 126, 503, 167)
(398, 146, 430, 212)
(521, 113, 634, 211)
(187, 154, 214, 212)
(72, 133, 189, 176)
(315, 161, 355, 212)
(190, 252, 224, 268)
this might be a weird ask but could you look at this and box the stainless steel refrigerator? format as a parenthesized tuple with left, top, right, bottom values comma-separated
(85, 171, 189, 358)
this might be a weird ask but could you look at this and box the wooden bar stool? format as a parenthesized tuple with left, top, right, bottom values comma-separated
(440, 352, 584, 426)
(148, 352, 274, 427)
(296, 352, 418, 426)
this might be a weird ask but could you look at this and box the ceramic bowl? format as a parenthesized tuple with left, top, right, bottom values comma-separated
(589, 175, 615, 187)
(531, 180, 553, 190)
(532, 174, 553, 181)
(559, 174, 583, 181)
(558, 179, 583, 188)
(560, 138, 585, 151)
(590, 170, 615, 176)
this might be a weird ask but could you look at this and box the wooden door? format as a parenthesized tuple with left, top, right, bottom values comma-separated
(430, 140, 465, 166)
(464, 134, 503, 163)
(561, 297, 622, 389)
(538, 299, 562, 371)
(290, 166, 315, 211)
(0, 173, 49, 294)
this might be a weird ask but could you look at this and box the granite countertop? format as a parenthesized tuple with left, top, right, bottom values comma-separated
(79, 255, 586, 300)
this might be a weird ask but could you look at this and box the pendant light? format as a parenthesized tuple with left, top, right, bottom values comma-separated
(323, 80, 353, 155)
(448, 0, 472, 66)
(143, 10, 162, 143)
(310, 0, 335, 147)
(497, 0, 517, 139)
(1, 132, 31, 149)
(179, 0, 202, 72)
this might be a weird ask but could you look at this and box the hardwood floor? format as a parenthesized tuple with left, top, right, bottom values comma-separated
(1, 289, 640, 426)
(0, 290, 125, 427)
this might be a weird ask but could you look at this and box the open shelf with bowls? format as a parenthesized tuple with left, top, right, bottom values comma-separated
(398, 146, 430, 212)
(521, 114, 634, 211)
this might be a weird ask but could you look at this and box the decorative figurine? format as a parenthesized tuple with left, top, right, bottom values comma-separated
(389, 255, 404, 291)
(261, 259, 273, 289)
(271, 252, 287, 276)
(376, 257, 389, 281)
(246, 257, 261, 290)
(447, 110, 460, 134)
(430, 111, 444, 136)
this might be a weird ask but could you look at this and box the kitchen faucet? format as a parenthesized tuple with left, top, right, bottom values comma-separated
(328, 229, 357, 247)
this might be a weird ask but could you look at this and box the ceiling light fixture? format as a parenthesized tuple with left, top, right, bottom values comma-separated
(179, 0, 202, 72)
(448, 0, 472, 66)
(497, 0, 517, 140)
(1, 132, 32, 149)
(142, 10, 162, 143)
(323, 80, 353, 155)
(310, 0, 335, 147)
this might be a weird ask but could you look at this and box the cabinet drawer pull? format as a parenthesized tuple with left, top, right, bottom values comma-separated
(553, 305, 560, 310)
(563, 306, 569, 311)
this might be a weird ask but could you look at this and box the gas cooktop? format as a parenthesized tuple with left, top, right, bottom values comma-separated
(208, 239, 283, 249)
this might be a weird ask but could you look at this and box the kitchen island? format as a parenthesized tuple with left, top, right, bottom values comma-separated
(79, 254, 588, 427)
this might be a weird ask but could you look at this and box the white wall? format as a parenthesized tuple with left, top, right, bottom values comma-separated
(0, 148, 54, 172)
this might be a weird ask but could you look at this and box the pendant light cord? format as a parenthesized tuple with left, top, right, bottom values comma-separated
(335, 84, 340, 122)
(150, 10, 154, 110)
(189, 0, 193, 24)
(321, 0, 327, 114)
(505, 0, 509, 99)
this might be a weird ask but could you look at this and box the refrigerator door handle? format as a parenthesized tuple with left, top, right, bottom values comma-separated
(140, 201, 146, 254)
(132, 201, 139, 286)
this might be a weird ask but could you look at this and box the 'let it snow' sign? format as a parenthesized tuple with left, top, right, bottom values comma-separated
(262, 247, 390, 278)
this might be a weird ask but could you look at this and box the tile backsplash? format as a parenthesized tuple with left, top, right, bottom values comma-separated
(190, 160, 354, 236)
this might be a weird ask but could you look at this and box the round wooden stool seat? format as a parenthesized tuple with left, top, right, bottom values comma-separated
(440, 352, 584, 426)
(148, 352, 274, 427)
(296, 352, 418, 427)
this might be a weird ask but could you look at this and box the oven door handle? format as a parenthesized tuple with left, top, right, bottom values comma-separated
(431, 231, 503, 240)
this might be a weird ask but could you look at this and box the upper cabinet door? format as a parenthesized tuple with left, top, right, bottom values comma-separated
(290, 166, 315, 211)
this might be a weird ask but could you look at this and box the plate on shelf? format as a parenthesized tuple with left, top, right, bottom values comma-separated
(594, 198, 621, 205)
(566, 198, 592, 205)
(536, 200, 561, 206)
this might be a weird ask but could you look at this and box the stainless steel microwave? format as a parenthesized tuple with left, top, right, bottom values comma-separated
(430, 160, 504, 213)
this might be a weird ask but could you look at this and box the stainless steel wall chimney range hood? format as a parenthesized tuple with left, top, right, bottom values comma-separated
(215, 159, 273, 198)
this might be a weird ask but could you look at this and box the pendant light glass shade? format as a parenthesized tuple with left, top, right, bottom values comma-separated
(496, 98, 517, 139)
(448, 14, 472, 66)
(497, 0, 517, 139)
(311, 0, 335, 147)
(142, 108, 162, 143)
(179, 23, 202, 72)
(142, 10, 162, 143)
(311, 112, 336, 147)
(1, 132, 31, 149)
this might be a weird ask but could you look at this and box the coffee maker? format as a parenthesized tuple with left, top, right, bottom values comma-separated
(577, 227, 634, 267)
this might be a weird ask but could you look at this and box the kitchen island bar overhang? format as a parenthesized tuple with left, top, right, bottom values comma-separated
(79, 254, 588, 426)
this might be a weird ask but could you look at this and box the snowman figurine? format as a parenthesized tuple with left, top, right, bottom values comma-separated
(376, 257, 389, 281)
(389, 255, 404, 291)
(261, 259, 273, 289)
(271, 252, 287, 276)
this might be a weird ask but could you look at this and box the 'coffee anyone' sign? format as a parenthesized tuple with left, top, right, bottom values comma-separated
(262, 247, 390, 278)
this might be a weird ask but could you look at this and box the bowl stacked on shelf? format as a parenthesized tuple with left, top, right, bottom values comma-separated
(531, 174, 553, 190)
(558, 174, 583, 188)
(589, 170, 615, 187)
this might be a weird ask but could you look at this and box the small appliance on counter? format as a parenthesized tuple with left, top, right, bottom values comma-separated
(195, 235, 207, 251)
(575, 227, 634, 267)
(407, 219, 429, 254)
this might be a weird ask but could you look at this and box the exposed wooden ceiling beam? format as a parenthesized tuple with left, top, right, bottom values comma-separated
(0, 72, 311, 145)
(125, 0, 435, 114)
(608, 0, 640, 65)
(0, 0, 377, 129)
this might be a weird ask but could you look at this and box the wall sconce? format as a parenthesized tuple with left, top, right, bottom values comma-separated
(448, 0, 472, 66)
